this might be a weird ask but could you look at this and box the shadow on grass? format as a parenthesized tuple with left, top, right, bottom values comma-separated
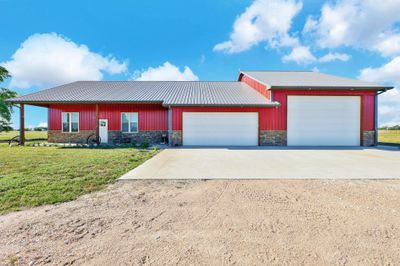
(378, 142, 400, 148)
(0, 138, 47, 143)
(58, 144, 161, 150)
(60, 145, 143, 150)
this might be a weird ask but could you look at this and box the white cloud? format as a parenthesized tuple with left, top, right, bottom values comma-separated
(304, 0, 400, 57)
(311, 66, 320, 72)
(2, 33, 127, 89)
(303, 16, 318, 34)
(282, 46, 316, 64)
(134, 62, 199, 81)
(319, 52, 350, 62)
(359, 56, 400, 84)
(37, 122, 48, 128)
(373, 34, 400, 57)
(359, 56, 400, 126)
(213, 0, 302, 53)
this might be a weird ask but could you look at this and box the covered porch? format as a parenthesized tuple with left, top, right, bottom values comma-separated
(13, 102, 102, 146)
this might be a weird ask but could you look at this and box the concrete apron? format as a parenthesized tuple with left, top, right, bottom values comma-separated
(119, 146, 400, 180)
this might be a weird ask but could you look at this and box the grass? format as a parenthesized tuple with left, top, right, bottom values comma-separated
(378, 130, 400, 145)
(0, 144, 158, 214)
(0, 130, 47, 141)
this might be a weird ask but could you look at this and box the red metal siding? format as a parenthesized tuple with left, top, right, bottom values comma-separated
(49, 104, 167, 131)
(49, 104, 96, 130)
(100, 104, 167, 131)
(172, 106, 269, 130)
(363, 95, 375, 131)
(267, 90, 376, 131)
(239, 74, 270, 99)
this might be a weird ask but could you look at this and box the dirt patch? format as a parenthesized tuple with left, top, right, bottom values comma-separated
(1, 180, 400, 265)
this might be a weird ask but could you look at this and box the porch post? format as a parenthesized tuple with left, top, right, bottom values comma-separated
(19, 103, 25, 145)
(95, 104, 100, 145)
(168, 106, 172, 146)
(374, 93, 378, 146)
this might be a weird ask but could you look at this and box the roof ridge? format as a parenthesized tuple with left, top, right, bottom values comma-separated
(74, 80, 242, 83)
(241, 70, 313, 72)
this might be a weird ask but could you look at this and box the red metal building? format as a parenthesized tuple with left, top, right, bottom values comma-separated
(10, 71, 392, 147)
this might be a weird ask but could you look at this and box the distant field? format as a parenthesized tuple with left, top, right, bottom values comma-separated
(0, 131, 47, 141)
(378, 130, 400, 145)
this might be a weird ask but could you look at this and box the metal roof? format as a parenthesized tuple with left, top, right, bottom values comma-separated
(240, 71, 393, 90)
(9, 81, 279, 107)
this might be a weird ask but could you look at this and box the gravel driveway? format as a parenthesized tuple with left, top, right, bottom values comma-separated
(1, 180, 400, 265)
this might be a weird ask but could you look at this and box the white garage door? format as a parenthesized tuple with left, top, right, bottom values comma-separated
(287, 96, 361, 146)
(183, 112, 258, 146)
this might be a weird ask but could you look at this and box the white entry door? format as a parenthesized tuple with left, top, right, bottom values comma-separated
(99, 119, 108, 144)
(182, 112, 259, 146)
(287, 96, 361, 146)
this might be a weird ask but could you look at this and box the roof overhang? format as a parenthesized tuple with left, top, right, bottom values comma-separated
(7, 100, 164, 105)
(269, 86, 394, 91)
(7, 100, 280, 108)
(164, 102, 280, 108)
(239, 71, 394, 92)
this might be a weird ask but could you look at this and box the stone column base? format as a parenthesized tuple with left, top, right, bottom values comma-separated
(260, 130, 287, 146)
(108, 130, 167, 144)
(363, 131, 375, 146)
(172, 130, 182, 146)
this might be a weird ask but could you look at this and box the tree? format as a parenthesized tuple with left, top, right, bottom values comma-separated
(0, 66, 17, 132)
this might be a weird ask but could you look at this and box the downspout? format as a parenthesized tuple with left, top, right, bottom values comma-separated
(168, 106, 172, 146)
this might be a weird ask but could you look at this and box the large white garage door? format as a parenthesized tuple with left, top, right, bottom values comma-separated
(287, 96, 360, 146)
(183, 112, 258, 146)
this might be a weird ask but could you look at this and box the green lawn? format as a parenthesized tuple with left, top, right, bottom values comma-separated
(378, 130, 400, 145)
(0, 144, 158, 214)
(0, 130, 47, 141)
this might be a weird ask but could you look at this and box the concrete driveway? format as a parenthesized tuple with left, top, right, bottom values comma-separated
(119, 146, 400, 179)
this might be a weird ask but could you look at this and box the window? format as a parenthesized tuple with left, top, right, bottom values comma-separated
(62, 112, 79, 133)
(121, 112, 138, 133)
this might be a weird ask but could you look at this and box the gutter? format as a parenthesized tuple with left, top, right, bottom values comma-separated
(269, 86, 394, 91)
(161, 102, 280, 108)
(8, 99, 281, 108)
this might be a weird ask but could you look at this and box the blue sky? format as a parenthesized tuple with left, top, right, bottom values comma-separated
(1, 0, 400, 128)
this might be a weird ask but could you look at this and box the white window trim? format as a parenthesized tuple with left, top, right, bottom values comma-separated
(121, 112, 139, 133)
(62, 112, 80, 133)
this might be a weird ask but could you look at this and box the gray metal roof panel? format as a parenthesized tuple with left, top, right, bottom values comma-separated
(240, 71, 393, 90)
(9, 81, 278, 106)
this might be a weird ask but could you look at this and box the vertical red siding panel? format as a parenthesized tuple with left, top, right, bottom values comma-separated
(49, 104, 168, 131)
(48, 107, 61, 130)
(363, 95, 375, 130)
(265, 91, 287, 130)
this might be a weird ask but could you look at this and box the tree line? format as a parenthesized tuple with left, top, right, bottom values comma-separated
(379, 125, 400, 130)
(0, 66, 17, 132)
